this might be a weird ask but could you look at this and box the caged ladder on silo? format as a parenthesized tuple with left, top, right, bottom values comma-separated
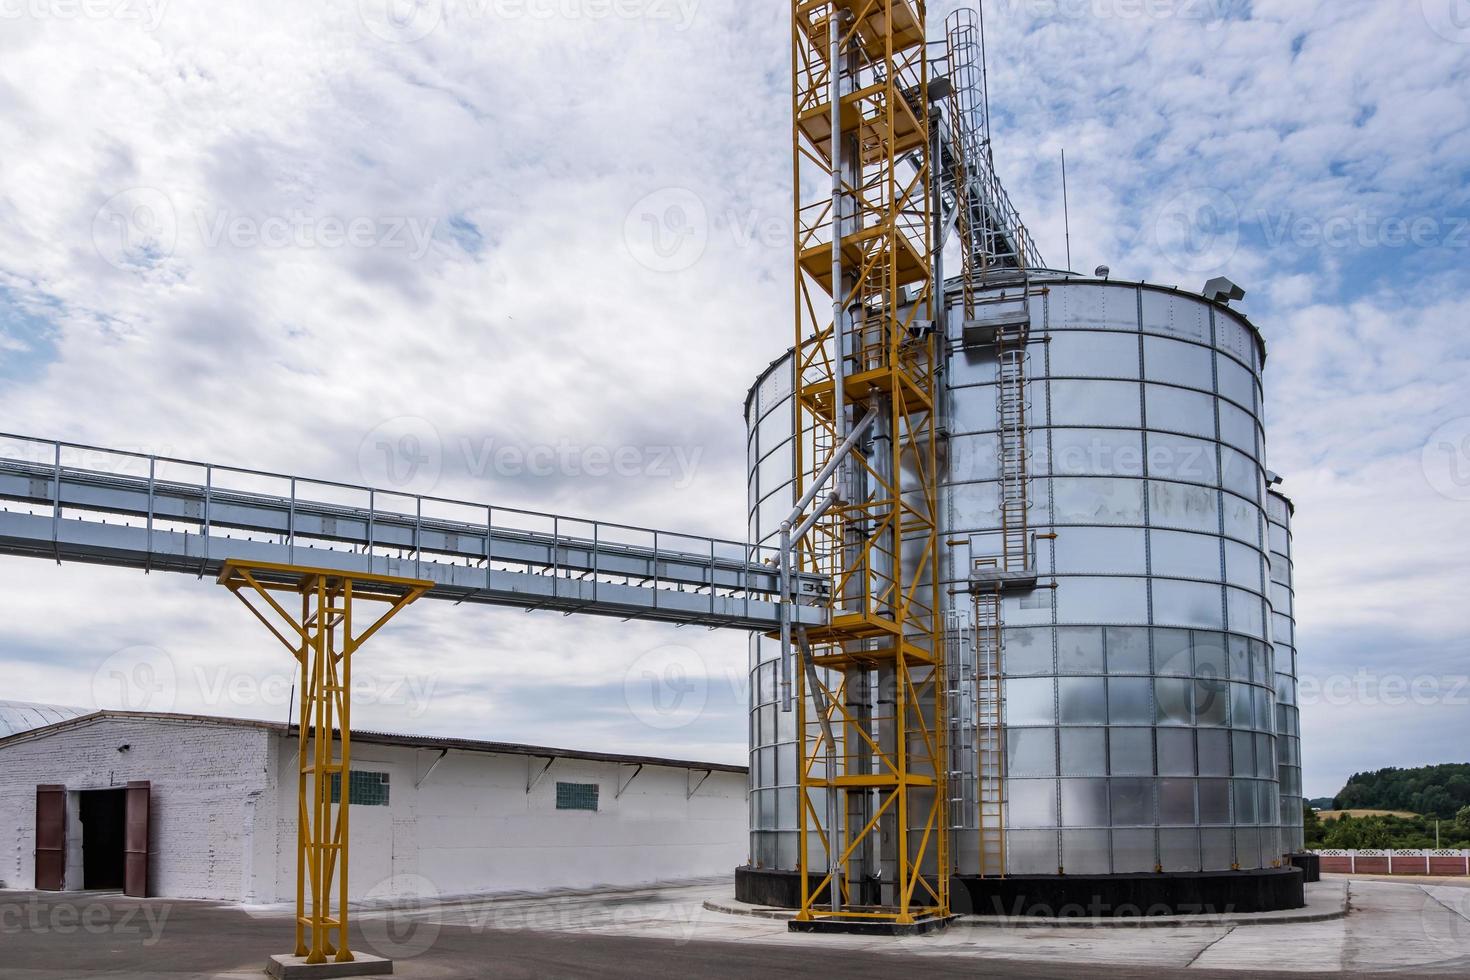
(971, 563, 1006, 878)
(945, 0, 1045, 881)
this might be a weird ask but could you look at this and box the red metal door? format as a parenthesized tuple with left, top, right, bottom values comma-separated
(34, 785, 66, 891)
(124, 781, 150, 898)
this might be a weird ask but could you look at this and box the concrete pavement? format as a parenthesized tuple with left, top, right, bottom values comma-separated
(0, 875, 1467, 978)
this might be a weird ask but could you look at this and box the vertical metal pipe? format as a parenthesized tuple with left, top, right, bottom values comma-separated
(50, 442, 60, 564)
(336, 580, 353, 962)
(307, 580, 324, 960)
(829, 11, 848, 460)
(779, 523, 793, 711)
(145, 457, 155, 574)
(1062, 149, 1073, 272)
(288, 478, 297, 566)
(800, 631, 841, 913)
(778, 412, 874, 714)
(414, 495, 422, 579)
(201, 465, 212, 578)
(552, 515, 560, 601)
(979, 0, 994, 163)
(933, 108, 952, 591)
(295, 589, 309, 957)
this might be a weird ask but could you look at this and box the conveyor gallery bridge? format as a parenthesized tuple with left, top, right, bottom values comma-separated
(0, 433, 828, 632)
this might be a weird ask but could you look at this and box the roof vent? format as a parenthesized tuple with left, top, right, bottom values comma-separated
(1203, 277, 1246, 305)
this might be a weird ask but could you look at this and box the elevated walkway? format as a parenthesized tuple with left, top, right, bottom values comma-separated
(0, 434, 828, 631)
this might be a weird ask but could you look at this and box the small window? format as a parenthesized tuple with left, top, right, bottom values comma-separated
(330, 770, 390, 807)
(555, 781, 600, 811)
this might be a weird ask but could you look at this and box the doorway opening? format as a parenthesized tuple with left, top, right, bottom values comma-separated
(78, 789, 126, 890)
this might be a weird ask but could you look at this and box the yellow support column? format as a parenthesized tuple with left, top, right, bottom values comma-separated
(218, 560, 431, 965)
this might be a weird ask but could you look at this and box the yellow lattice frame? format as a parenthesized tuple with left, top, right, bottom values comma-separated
(790, 0, 947, 926)
(218, 560, 430, 963)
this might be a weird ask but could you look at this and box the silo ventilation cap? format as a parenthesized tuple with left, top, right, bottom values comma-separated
(1203, 277, 1247, 305)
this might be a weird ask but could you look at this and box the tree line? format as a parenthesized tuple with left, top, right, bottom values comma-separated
(1331, 763, 1470, 817)
(1304, 804, 1470, 850)
(1300, 763, 1470, 850)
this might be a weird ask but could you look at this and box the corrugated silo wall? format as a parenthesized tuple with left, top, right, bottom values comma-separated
(1267, 490, 1303, 852)
(744, 353, 800, 872)
(942, 278, 1282, 875)
(742, 275, 1292, 878)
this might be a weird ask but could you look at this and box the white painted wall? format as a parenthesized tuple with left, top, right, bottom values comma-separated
(269, 735, 747, 902)
(0, 716, 273, 900)
(0, 716, 747, 903)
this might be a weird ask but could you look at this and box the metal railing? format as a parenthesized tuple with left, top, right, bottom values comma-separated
(0, 433, 828, 631)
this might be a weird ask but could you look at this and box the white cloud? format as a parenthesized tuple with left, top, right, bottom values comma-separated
(0, 0, 1467, 794)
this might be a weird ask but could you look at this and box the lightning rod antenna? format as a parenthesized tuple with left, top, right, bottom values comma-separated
(979, 0, 994, 163)
(1062, 149, 1073, 272)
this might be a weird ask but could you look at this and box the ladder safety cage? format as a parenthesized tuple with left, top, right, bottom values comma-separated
(944, 608, 977, 843)
(941, 5, 1044, 277)
(970, 561, 1006, 879)
(942, 1, 1048, 882)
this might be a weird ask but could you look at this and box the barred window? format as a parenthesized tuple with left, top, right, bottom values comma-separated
(555, 781, 599, 811)
(330, 770, 390, 807)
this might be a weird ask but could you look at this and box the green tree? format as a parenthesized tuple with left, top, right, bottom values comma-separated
(1303, 802, 1325, 848)
(1323, 813, 1356, 848)
(1421, 787, 1456, 819)
(1335, 783, 1371, 810)
(1447, 775, 1470, 806)
(1357, 818, 1391, 849)
(1332, 763, 1470, 814)
(1455, 805, 1470, 839)
(1324, 815, 1392, 849)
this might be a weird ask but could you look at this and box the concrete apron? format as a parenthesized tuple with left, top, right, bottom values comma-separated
(705, 878, 1350, 929)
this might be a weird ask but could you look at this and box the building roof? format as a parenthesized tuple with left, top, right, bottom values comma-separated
(0, 700, 88, 738)
(0, 709, 747, 774)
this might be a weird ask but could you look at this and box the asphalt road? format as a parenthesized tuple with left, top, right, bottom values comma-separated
(0, 890, 1466, 980)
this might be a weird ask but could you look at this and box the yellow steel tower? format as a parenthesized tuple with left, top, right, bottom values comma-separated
(788, 0, 948, 930)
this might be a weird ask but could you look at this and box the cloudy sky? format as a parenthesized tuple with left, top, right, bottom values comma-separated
(0, 0, 1467, 799)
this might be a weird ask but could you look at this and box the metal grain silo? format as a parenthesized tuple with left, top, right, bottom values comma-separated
(738, 271, 1304, 914)
(1268, 489, 1303, 852)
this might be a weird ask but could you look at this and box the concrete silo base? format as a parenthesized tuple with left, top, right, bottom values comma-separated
(735, 866, 1305, 917)
(787, 915, 956, 937)
(952, 868, 1305, 916)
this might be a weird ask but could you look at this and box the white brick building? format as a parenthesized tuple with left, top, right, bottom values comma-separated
(0, 711, 746, 902)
